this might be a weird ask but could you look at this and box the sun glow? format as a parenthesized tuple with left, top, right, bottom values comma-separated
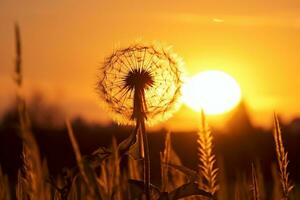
(182, 70, 241, 115)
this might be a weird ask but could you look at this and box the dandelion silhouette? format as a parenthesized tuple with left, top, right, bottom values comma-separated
(97, 44, 183, 199)
(98, 44, 182, 125)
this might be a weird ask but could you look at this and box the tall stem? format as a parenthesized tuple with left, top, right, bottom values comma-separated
(133, 88, 151, 200)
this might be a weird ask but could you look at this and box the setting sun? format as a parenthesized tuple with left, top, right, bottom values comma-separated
(182, 70, 241, 115)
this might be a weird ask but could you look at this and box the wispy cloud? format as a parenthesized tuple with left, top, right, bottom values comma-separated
(156, 12, 300, 28)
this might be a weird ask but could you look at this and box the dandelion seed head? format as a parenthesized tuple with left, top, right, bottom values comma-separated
(97, 43, 184, 126)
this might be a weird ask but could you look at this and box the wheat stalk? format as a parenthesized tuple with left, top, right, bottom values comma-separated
(14, 23, 45, 200)
(197, 110, 218, 195)
(273, 114, 293, 200)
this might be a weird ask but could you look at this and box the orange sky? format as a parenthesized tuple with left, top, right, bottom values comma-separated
(1, 0, 300, 129)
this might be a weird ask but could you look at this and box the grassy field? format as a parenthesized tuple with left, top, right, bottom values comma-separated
(0, 23, 299, 200)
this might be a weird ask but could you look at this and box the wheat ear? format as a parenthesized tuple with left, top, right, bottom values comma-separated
(197, 110, 218, 194)
(273, 114, 293, 199)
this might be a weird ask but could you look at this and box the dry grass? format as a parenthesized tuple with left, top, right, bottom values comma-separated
(161, 131, 171, 192)
(0, 167, 11, 200)
(160, 132, 186, 193)
(234, 174, 250, 200)
(1, 115, 298, 200)
(66, 119, 102, 199)
(254, 162, 266, 200)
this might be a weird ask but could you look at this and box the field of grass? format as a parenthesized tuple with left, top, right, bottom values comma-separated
(0, 23, 299, 200)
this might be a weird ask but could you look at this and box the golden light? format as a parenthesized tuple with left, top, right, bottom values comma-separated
(182, 70, 241, 115)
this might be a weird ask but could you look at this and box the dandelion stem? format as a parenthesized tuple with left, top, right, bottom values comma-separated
(133, 88, 151, 200)
(139, 117, 151, 200)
